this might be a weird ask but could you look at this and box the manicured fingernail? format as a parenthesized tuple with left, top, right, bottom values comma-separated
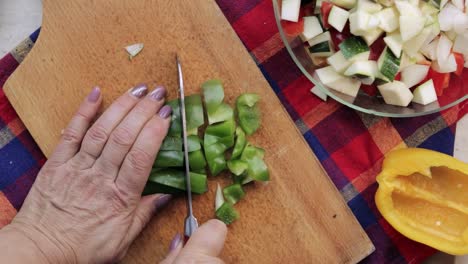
(155, 194, 172, 210)
(159, 105, 172, 119)
(129, 84, 148, 98)
(149, 86, 166, 101)
(87, 86, 101, 102)
(169, 233, 182, 251)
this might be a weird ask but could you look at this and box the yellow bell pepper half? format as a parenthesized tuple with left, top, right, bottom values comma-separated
(375, 148, 468, 255)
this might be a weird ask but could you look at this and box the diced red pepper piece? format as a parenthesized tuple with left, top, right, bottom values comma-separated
(394, 72, 401, 81)
(361, 84, 378, 96)
(428, 68, 450, 96)
(321, 2, 334, 29)
(369, 37, 386, 61)
(453, 52, 464, 76)
(281, 18, 305, 37)
(330, 27, 350, 50)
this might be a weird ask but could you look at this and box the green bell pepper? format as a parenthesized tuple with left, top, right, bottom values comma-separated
(187, 135, 202, 152)
(227, 159, 248, 176)
(188, 150, 207, 171)
(142, 181, 183, 195)
(223, 184, 245, 204)
(239, 144, 269, 182)
(205, 118, 236, 138)
(160, 136, 182, 151)
(241, 144, 265, 160)
(202, 79, 233, 124)
(216, 202, 239, 225)
(154, 150, 184, 167)
(167, 99, 181, 137)
(185, 94, 204, 131)
(205, 143, 227, 176)
(236, 93, 261, 135)
(231, 127, 246, 159)
(147, 169, 207, 194)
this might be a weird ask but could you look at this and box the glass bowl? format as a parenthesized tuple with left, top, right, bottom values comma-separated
(272, 0, 467, 117)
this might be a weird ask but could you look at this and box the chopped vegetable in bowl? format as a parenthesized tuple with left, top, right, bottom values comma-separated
(275, 0, 467, 117)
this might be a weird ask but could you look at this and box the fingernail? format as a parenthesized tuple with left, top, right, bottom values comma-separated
(149, 86, 166, 101)
(155, 194, 172, 210)
(158, 105, 172, 119)
(87, 86, 101, 102)
(129, 84, 148, 98)
(169, 233, 182, 251)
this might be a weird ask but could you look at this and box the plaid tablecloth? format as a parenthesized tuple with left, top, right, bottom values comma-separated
(0, 1, 466, 263)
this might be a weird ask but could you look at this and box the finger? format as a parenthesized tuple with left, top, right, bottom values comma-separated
(95, 86, 167, 176)
(125, 194, 172, 244)
(160, 233, 183, 264)
(48, 87, 102, 166)
(179, 219, 227, 257)
(71, 84, 148, 168)
(114, 106, 171, 194)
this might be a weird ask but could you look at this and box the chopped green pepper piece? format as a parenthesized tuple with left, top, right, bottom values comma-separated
(160, 137, 183, 151)
(147, 169, 207, 194)
(188, 150, 207, 171)
(205, 118, 236, 138)
(227, 160, 248, 176)
(245, 156, 269, 181)
(223, 184, 245, 204)
(185, 94, 204, 131)
(202, 80, 233, 124)
(216, 202, 239, 225)
(167, 99, 181, 137)
(240, 144, 265, 160)
(142, 181, 183, 195)
(236, 93, 261, 135)
(231, 127, 246, 159)
(154, 150, 184, 167)
(187, 128, 198, 136)
(187, 135, 202, 152)
(205, 143, 227, 176)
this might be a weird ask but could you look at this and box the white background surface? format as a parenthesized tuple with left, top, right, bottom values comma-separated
(0, 0, 466, 263)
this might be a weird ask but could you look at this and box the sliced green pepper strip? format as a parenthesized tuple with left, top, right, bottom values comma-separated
(202, 80, 233, 124)
(167, 99, 181, 137)
(147, 169, 207, 194)
(188, 150, 207, 171)
(227, 160, 248, 176)
(187, 135, 202, 152)
(205, 143, 227, 176)
(142, 181, 183, 195)
(154, 150, 183, 167)
(185, 94, 204, 131)
(216, 202, 239, 225)
(236, 93, 261, 135)
(160, 136, 183, 151)
(223, 184, 245, 205)
(231, 127, 246, 159)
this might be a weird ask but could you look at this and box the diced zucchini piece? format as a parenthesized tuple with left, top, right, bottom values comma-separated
(366, 14, 380, 30)
(376, 7, 399, 32)
(378, 47, 400, 81)
(412, 80, 438, 105)
(281, 0, 301, 22)
(309, 55, 329, 66)
(403, 27, 432, 57)
(315, 0, 324, 13)
(328, 76, 362, 97)
(349, 11, 371, 36)
(300, 16, 324, 42)
(399, 52, 417, 71)
(399, 16, 426, 42)
(377, 0, 395, 7)
(377, 81, 413, 107)
(308, 40, 334, 57)
(344, 60, 378, 84)
(310, 86, 328, 101)
(401, 64, 430, 88)
(331, 0, 357, 9)
(362, 28, 384, 46)
(316, 66, 343, 85)
(339, 36, 370, 60)
(328, 6, 350, 32)
(307, 31, 332, 46)
(327, 51, 352, 73)
(350, 51, 371, 62)
(357, 0, 383, 13)
(395, 0, 422, 16)
(384, 31, 403, 58)
(421, 2, 439, 15)
(421, 39, 438, 61)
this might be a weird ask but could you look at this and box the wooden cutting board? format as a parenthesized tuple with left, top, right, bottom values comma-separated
(4, 0, 374, 263)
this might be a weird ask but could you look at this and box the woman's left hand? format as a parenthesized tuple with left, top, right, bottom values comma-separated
(0, 84, 173, 263)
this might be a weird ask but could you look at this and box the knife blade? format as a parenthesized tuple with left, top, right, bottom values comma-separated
(176, 54, 198, 238)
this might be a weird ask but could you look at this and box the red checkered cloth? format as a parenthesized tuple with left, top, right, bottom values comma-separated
(0, 1, 466, 263)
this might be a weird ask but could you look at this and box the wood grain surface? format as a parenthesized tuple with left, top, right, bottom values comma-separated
(4, 0, 374, 263)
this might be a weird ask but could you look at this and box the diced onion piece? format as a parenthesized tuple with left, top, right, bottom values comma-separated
(438, 4, 459, 31)
(421, 38, 439, 61)
(453, 12, 468, 34)
(377, 81, 413, 107)
(215, 183, 224, 211)
(399, 16, 425, 42)
(281, 0, 301, 22)
(395, 0, 421, 16)
(452, 0, 465, 11)
(401, 64, 430, 88)
(433, 53, 457, 73)
(310, 86, 328, 101)
(412, 80, 438, 105)
(454, 35, 468, 56)
(437, 34, 453, 62)
(125, 43, 144, 60)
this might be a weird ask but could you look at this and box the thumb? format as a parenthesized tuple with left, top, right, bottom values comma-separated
(127, 194, 172, 242)
(174, 219, 227, 263)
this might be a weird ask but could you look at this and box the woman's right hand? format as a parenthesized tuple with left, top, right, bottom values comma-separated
(161, 219, 227, 264)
